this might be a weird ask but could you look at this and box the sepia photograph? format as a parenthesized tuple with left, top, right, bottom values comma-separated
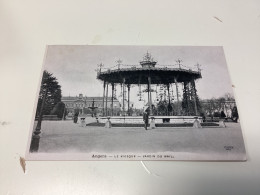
(25, 45, 246, 161)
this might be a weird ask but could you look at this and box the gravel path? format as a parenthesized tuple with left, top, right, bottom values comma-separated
(35, 119, 246, 160)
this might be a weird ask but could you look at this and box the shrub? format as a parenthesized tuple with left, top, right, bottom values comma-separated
(50, 102, 66, 119)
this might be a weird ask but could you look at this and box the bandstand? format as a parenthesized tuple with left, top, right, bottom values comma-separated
(96, 52, 202, 123)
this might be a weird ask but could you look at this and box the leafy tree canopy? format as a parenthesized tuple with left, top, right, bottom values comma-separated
(36, 70, 62, 116)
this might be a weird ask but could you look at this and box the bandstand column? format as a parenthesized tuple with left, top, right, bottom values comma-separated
(183, 81, 190, 115)
(127, 84, 130, 116)
(167, 84, 170, 115)
(174, 77, 180, 115)
(147, 77, 149, 105)
(147, 83, 150, 106)
(102, 81, 106, 116)
(148, 76, 152, 115)
(188, 82, 192, 115)
(122, 78, 125, 116)
(167, 84, 170, 103)
(191, 78, 198, 116)
(105, 82, 108, 116)
(111, 83, 114, 116)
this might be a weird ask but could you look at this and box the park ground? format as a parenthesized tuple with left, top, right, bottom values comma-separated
(32, 118, 246, 160)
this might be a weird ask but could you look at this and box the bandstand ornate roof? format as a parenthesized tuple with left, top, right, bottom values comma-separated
(96, 52, 202, 85)
(97, 67, 201, 85)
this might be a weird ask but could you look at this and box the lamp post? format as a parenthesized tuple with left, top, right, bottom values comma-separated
(30, 87, 47, 152)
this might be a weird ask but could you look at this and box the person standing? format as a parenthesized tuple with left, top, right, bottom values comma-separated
(73, 112, 79, 123)
(143, 108, 149, 130)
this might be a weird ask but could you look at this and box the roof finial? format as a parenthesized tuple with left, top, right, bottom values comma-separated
(116, 59, 122, 69)
(96, 63, 104, 73)
(140, 51, 157, 68)
(143, 51, 152, 61)
(195, 63, 202, 72)
(175, 59, 182, 69)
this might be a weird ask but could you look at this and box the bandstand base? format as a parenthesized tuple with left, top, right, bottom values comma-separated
(97, 116, 203, 124)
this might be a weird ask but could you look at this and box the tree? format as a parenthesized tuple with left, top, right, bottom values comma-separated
(201, 94, 236, 117)
(155, 100, 176, 116)
(202, 98, 219, 116)
(50, 101, 66, 119)
(157, 100, 168, 115)
(182, 81, 202, 116)
(36, 71, 62, 116)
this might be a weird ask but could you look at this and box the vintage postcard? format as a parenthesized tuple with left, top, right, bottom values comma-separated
(25, 45, 246, 161)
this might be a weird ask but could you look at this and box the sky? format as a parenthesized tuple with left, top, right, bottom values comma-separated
(43, 45, 234, 108)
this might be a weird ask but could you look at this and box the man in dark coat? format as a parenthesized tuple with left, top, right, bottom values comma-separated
(143, 108, 149, 130)
(73, 112, 79, 123)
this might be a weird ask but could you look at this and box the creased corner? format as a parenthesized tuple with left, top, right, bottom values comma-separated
(20, 157, 26, 173)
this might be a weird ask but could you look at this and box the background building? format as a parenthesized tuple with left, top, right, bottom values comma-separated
(62, 94, 120, 116)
